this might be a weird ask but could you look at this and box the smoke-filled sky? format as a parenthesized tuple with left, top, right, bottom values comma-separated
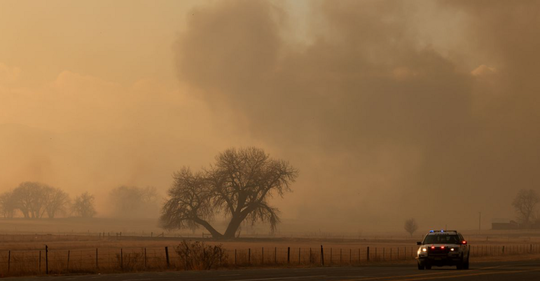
(1, 0, 539, 232)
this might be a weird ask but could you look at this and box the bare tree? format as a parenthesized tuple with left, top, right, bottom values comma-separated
(512, 189, 540, 226)
(72, 192, 96, 218)
(160, 147, 298, 239)
(12, 182, 48, 218)
(404, 218, 418, 237)
(0, 191, 16, 218)
(43, 187, 71, 218)
(109, 185, 160, 218)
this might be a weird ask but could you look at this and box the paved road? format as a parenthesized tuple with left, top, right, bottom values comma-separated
(8, 259, 540, 281)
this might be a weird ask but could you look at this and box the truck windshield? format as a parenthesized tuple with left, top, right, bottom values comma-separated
(423, 235, 460, 244)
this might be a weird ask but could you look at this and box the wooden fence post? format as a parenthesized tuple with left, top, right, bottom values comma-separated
(39, 250, 41, 272)
(367, 246, 370, 261)
(96, 248, 99, 269)
(248, 248, 251, 265)
(274, 247, 277, 264)
(299, 248, 301, 264)
(404, 247, 406, 260)
(45, 245, 49, 275)
(287, 247, 290, 263)
(8, 250, 11, 274)
(144, 248, 147, 268)
(320, 245, 324, 266)
(262, 247, 264, 265)
(67, 250, 70, 271)
(120, 248, 123, 270)
(165, 247, 170, 268)
(235, 249, 237, 265)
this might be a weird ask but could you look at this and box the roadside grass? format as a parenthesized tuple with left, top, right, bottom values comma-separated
(0, 234, 540, 277)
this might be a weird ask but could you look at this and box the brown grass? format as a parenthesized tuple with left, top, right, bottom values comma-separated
(0, 233, 539, 277)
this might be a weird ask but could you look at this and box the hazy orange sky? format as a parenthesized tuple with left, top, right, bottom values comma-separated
(1, 0, 539, 233)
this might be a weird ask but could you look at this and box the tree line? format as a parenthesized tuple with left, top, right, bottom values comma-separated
(0, 182, 96, 219)
(0, 182, 161, 219)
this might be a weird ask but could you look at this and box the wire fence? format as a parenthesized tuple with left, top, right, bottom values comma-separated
(0, 243, 539, 277)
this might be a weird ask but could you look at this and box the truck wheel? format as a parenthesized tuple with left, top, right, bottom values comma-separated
(457, 262, 463, 270)
(418, 262, 425, 270)
(463, 258, 469, 270)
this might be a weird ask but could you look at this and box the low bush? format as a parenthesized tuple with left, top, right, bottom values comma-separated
(175, 240, 227, 270)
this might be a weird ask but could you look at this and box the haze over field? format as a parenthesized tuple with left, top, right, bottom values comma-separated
(1, 0, 539, 233)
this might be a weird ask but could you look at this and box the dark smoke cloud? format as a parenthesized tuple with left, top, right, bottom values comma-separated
(175, 0, 540, 231)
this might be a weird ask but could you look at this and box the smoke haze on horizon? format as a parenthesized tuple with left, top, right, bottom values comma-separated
(1, 0, 539, 233)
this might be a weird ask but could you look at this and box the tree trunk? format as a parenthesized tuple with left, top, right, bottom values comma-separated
(223, 215, 245, 239)
(194, 218, 224, 239)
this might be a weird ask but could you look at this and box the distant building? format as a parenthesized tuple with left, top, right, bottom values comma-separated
(491, 218, 520, 230)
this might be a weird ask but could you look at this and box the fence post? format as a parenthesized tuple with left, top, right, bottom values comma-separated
(120, 248, 123, 270)
(287, 247, 290, 263)
(165, 247, 170, 268)
(330, 248, 332, 264)
(235, 249, 237, 265)
(39, 250, 42, 272)
(367, 246, 370, 261)
(275, 247, 277, 264)
(299, 248, 301, 264)
(349, 249, 352, 264)
(67, 250, 70, 271)
(404, 247, 406, 260)
(96, 248, 99, 269)
(340, 249, 342, 264)
(262, 247, 264, 265)
(248, 248, 251, 265)
(320, 245, 324, 266)
(8, 250, 10, 274)
(45, 245, 49, 275)
(144, 248, 147, 268)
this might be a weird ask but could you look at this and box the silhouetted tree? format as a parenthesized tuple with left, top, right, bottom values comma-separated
(160, 147, 298, 239)
(512, 189, 540, 226)
(12, 182, 48, 218)
(0, 191, 16, 218)
(72, 192, 96, 218)
(404, 218, 418, 237)
(109, 186, 159, 218)
(43, 187, 71, 218)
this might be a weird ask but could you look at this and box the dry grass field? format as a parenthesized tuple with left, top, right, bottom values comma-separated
(2, 218, 540, 277)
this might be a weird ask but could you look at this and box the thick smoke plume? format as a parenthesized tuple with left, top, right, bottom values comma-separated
(175, 0, 540, 231)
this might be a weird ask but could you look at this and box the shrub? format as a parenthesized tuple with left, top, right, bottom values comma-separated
(174, 240, 227, 270)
